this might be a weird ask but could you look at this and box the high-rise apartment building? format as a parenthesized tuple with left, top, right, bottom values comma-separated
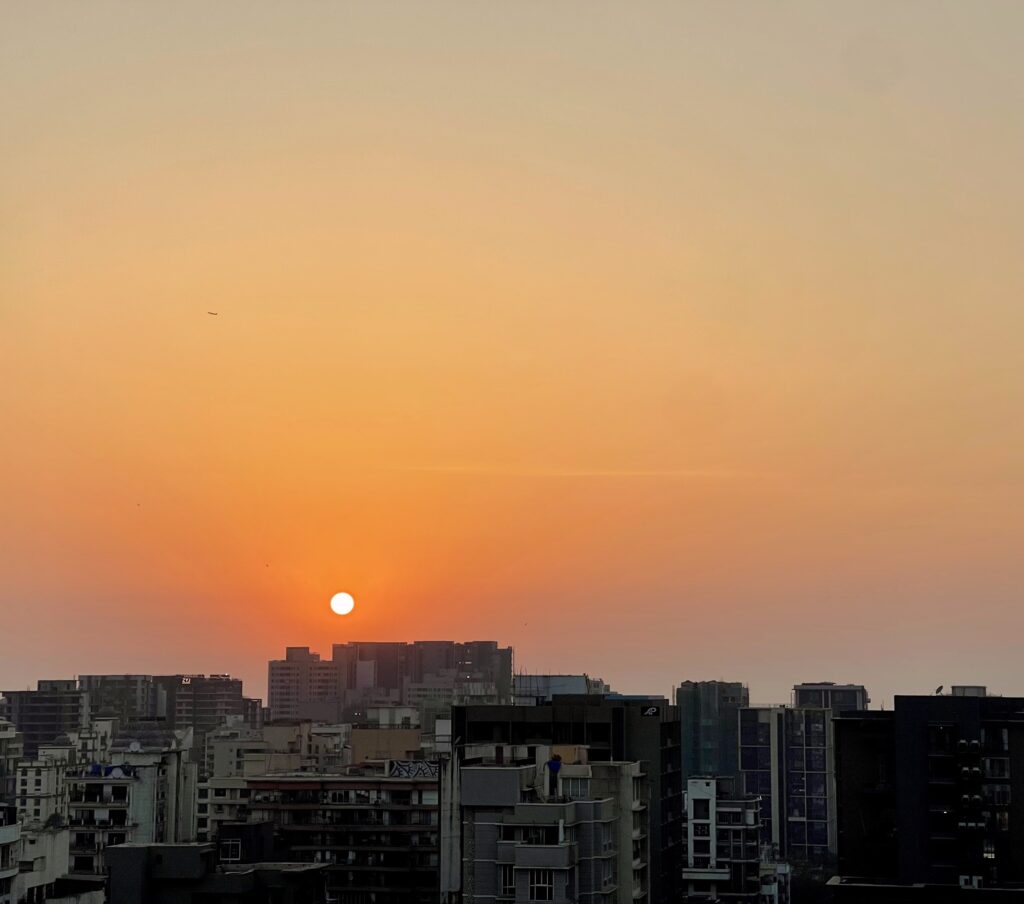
(681, 777, 790, 904)
(267, 648, 344, 722)
(0, 720, 22, 804)
(452, 695, 683, 904)
(740, 683, 868, 870)
(449, 752, 650, 903)
(0, 805, 18, 904)
(66, 721, 197, 877)
(676, 681, 748, 785)
(268, 641, 513, 729)
(78, 675, 155, 723)
(153, 674, 244, 771)
(1, 681, 90, 758)
(833, 691, 1024, 899)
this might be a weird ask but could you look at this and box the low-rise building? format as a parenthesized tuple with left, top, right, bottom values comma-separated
(106, 843, 327, 903)
(247, 761, 440, 903)
(198, 722, 351, 842)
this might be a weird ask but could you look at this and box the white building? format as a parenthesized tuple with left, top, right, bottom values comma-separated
(0, 806, 19, 904)
(66, 723, 197, 877)
(17, 823, 70, 904)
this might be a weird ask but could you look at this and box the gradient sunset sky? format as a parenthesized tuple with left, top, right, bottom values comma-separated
(4, 2, 1024, 706)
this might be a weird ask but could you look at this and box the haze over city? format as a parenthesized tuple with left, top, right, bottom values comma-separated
(5, 1, 1024, 708)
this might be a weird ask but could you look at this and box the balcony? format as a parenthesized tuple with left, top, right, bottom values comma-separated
(70, 799, 129, 809)
(683, 866, 730, 882)
(513, 843, 575, 869)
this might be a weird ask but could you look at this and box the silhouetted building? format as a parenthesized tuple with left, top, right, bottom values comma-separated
(78, 675, 155, 723)
(676, 681, 748, 785)
(242, 696, 265, 730)
(794, 682, 870, 714)
(1, 681, 89, 758)
(834, 692, 1024, 898)
(452, 695, 683, 904)
(153, 674, 244, 771)
(268, 642, 513, 740)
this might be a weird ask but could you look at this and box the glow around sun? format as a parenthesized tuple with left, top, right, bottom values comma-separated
(330, 592, 355, 616)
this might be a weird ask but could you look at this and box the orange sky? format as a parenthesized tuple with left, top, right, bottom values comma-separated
(3, 2, 1024, 705)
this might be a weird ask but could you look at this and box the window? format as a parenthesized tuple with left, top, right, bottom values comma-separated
(602, 823, 615, 852)
(806, 748, 826, 772)
(601, 858, 615, 888)
(500, 864, 515, 897)
(529, 869, 554, 901)
(982, 727, 1009, 753)
(213, 788, 227, 798)
(563, 778, 590, 800)
(693, 799, 710, 820)
(983, 758, 1010, 779)
(983, 784, 1012, 806)
(220, 839, 242, 862)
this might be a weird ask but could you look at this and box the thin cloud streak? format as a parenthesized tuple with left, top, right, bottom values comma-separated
(384, 464, 761, 479)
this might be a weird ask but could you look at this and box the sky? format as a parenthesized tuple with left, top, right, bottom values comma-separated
(3, 2, 1024, 708)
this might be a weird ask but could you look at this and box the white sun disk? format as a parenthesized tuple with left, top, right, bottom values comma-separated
(330, 592, 355, 616)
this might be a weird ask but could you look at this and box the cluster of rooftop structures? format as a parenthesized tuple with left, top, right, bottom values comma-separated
(1, 645, 1023, 903)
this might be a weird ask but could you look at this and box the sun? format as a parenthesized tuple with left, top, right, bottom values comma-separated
(330, 592, 355, 616)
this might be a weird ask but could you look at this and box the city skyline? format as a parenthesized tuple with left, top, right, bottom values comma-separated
(6, 3, 1024, 712)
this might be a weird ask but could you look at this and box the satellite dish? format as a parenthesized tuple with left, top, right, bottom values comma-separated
(128, 741, 142, 753)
